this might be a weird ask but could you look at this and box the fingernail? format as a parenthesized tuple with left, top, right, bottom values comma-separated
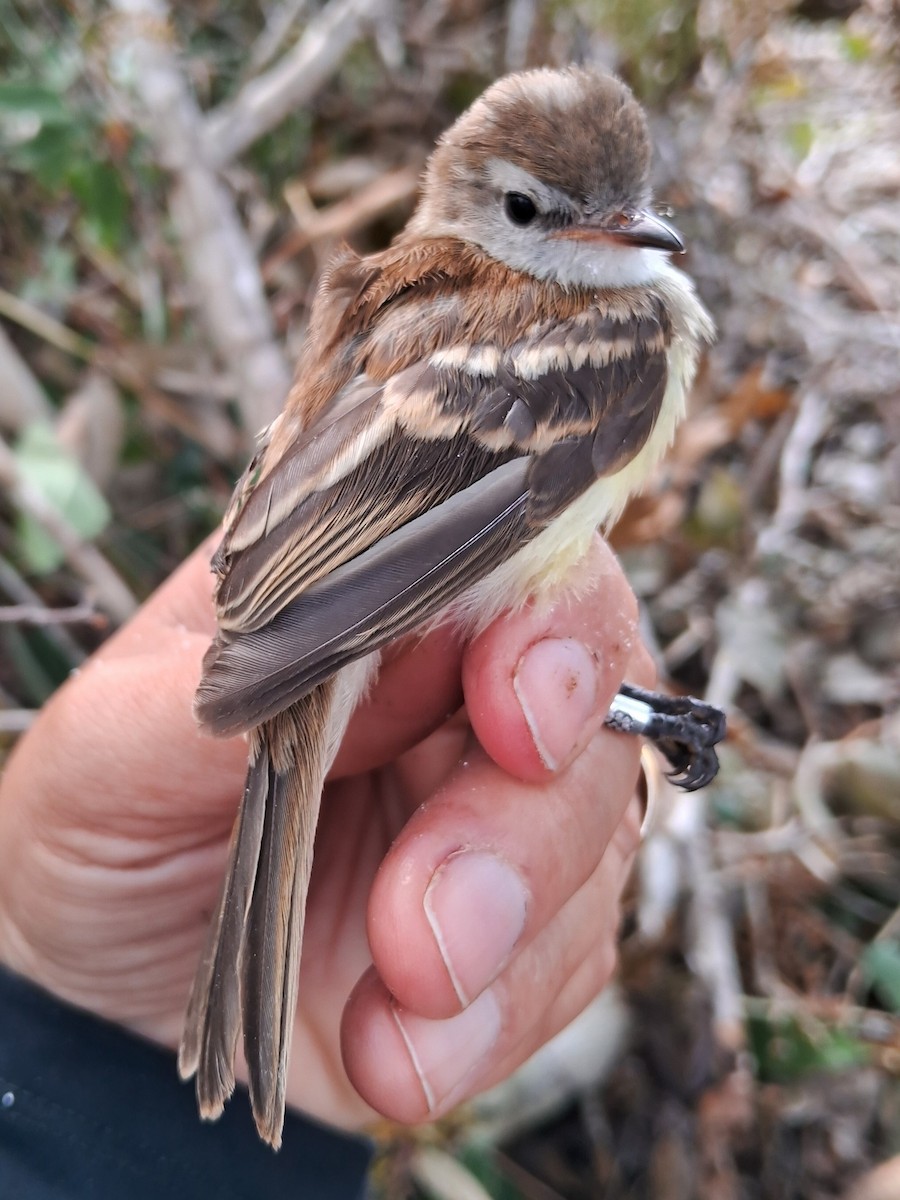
(425, 852, 529, 1006)
(513, 637, 599, 770)
(392, 988, 501, 1113)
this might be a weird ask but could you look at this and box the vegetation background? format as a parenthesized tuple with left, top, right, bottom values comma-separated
(1, 0, 898, 1196)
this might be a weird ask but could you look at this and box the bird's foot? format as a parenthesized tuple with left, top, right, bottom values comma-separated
(604, 683, 726, 791)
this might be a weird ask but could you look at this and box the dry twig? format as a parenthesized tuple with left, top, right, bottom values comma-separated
(0, 556, 87, 665)
(680, 790, 746, 1048)
(0, 289, 95, 362)
(267, 166, 420, 278)
(108, 0, 291, 433)
(0, 287, 241, 459)
(246, 0, 311, 75)
(0, 602, 105, 627)
(756, 385, 830, 559)
(0, 321, 54, 431)
(202, 0, 380, 167)
(0, 709, 37, 734)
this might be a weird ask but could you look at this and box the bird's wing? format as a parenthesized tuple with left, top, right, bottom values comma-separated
(196, 303, 669, 736)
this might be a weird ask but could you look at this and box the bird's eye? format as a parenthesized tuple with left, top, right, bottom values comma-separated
(504, 192, 537, 226)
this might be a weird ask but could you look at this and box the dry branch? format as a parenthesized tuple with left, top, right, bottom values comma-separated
(0, 290, 238, 460)
(505, 0, 537, 71)
(681, 792, 746, 1046)
(246, 0, 312, 75)
(202, 0, 379, 167)
(756, 386, 829, 559)
(0, 709, 37, 734)
(109, 0, 291, 433)
(0, 322, 54, 431)
(266, 166, 419, 278)
(0, 556, 87, 665)
(0, 289, 94, 361)
(0, 602, 105, 627)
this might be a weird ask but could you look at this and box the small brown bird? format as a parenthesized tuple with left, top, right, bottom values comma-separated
(178, 65, 722, 1147)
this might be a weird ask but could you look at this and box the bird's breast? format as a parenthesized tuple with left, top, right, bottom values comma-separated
(447, 327, 691, 639)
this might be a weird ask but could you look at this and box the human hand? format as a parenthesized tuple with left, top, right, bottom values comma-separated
(0, 533, 651, 1132)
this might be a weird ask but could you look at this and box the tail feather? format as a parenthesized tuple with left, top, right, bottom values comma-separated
(177, 759, 267, 1115)
(240, 687, 334, 1146)
(178, 681, 336, 1148)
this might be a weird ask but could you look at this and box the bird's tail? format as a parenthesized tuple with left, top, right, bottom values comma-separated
(178, 680, 336, 1149)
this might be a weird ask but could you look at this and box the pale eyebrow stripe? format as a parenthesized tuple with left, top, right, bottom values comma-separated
(485, 157, 575, 215)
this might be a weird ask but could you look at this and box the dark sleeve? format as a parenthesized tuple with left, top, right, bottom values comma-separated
(0, 966, 373, 1199)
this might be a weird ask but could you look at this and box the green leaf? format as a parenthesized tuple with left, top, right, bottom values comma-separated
(0, 81, 71, 125)
(19, 243, 78, 309)
(7, 121, 86, 188)
(459, 1144, 524, 1200)
(13, 423, 111, 574)
(861, 941, 900, 1013)
(0, 624, 74, 704)
(0, 626, 60, 705)
(685, 466, 745, 547)
(787, 120, 815, 161)
(747, 1011, 870, 1084)
(70, 160, 129, 251)
(840, 32, 871, 62)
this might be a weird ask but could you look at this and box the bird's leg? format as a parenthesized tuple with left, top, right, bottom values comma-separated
(604, 683, 726, 791)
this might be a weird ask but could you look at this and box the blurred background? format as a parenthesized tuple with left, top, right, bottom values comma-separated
(1, 1, 898, 1196)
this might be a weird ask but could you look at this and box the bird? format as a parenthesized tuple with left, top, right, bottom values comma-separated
(178, 64, 720, 1148)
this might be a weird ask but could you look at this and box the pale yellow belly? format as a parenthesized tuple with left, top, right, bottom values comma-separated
(446, 263, 711, 637)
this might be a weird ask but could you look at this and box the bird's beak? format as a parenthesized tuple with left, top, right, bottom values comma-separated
(552, 209, 685, 254)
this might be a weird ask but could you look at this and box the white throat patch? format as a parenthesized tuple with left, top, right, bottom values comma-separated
(520, 239, 665, 288)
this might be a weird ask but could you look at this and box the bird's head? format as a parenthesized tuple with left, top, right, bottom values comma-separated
(408, 67, 683, 289)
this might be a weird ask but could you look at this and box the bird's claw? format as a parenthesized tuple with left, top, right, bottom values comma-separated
(604, 683, 726, 791)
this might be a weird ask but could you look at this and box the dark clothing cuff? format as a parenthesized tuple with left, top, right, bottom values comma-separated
(0, 966, 372, 1199)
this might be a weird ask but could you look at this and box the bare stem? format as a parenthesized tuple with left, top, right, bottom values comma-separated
(0, 603, 106, 628)
(0, 290, 95, 362)
(0, 709, 37, 734)
(108, 0, 291, 433)
(202, 0, 378, 167)
(0, 320, 54, 430)
(0, 556, 87, 664)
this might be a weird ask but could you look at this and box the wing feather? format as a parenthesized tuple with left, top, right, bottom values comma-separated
(197, 301, 671, 735)
(196, 458, 531, 735)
